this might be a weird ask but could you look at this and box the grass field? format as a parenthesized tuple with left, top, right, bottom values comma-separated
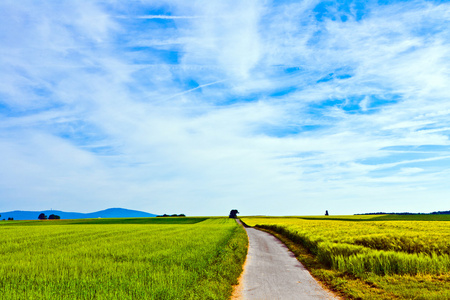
(0, 217, 209, 226)
(241, 215, 450, 300)
(0, 217, 248, 299)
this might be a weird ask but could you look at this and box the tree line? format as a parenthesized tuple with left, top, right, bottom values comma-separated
(156, 214, 186, 217)
(38, 213, 60, 220)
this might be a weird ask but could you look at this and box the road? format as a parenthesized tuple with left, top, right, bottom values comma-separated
(234, 223, 338, 300)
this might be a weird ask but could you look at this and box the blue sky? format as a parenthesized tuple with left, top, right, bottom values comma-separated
(1, 0, 450, 216)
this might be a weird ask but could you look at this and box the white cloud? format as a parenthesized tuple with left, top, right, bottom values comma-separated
(177, 0, 264, 80)
(399, 167, 424, 175)
(134, 15, 201, 19)
(1, 0, 450, 215)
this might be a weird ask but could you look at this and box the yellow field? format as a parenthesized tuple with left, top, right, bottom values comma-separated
(242, 216, 450, 299)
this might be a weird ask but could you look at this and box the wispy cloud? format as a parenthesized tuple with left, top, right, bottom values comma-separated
(135, 15, 201, 19)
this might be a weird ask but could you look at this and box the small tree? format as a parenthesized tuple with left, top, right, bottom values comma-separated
(325, 210, 329, 216)
(48, 214, 60, 220)
(229, 209, 239, 218)
(38, 213, 47, 220)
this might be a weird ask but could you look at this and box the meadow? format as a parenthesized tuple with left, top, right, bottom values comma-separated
(0, 217, 248, 299)
(241, 215, 450, 300)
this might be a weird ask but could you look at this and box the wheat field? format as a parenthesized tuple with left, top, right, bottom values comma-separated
(0, 217, 247, 300)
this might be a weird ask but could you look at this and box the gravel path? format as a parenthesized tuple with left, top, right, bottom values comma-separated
(235, 223, 338, 300)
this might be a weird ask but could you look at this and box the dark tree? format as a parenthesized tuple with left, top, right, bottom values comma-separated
(229, 209, 239, 218)
(325, 210, 329, 216)
(7, 217, 13, 220)
(48, 214, 60, 220)
(38, 213, 47, 220)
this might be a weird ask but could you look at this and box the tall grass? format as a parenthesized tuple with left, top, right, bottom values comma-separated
(244, 218, 450, 277)
(0, 218, 247, 299)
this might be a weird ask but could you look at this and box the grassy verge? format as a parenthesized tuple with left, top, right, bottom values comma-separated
(186, 220, 248, 299)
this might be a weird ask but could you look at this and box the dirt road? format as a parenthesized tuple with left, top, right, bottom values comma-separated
(236, 224, 338, 300)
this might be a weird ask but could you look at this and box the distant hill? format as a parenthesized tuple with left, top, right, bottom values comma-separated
(0, 208, 157, 221)
(356, 210, 450, 216)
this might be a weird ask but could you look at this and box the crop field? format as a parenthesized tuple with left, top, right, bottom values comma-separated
(0, 217, 247, 300)
(242, 215, 450, 300)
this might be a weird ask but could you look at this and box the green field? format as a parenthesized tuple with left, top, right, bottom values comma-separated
(0, 217, 209, 226)
(241, 215, 450, 300)
(0, 217, 248, 299)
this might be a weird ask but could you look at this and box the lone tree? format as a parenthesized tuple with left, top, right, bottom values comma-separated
(48, 214, 60, 220)
(325, 210, 329, 216)
(38, 213, 47, 220)
(229, 209, 239, 218)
